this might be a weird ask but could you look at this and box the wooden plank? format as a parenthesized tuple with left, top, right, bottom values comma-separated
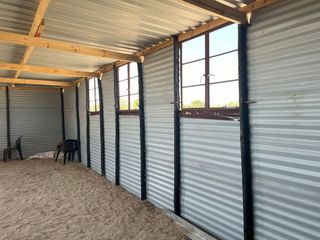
(0, 62, 99, 77)
(15, 0, 51, 78)
(0, 31, 142, 63)
(0, 77, 73, 87)
(180, 0, 246, 23)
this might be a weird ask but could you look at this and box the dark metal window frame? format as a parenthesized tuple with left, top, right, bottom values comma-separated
(118, 63, 140, 115)
(88, 77, 100, 115)
(179, 24, 240, 120)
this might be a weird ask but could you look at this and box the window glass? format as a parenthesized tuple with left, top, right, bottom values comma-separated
(118, 64, 128, 81)
(130, 62, 138, 78)
(210, 81, 239, 108)
(130, 77, 139, 94)
(209, 51, 239, 83)
(119, 96, 129, 110)
(182, 35, 205, 63)
(182, 60, 205, 87)
(119, 80, 128, 96)
(182, 85, 205, 108)
(209, 24, 238, 56)
(88, 78, 100, 113)
(130, 94, 139, 110)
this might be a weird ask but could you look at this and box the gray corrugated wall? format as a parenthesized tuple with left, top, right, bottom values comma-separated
(248, 1, 320, 239)
(181, 118, 243, 240)
(119, 116, 141, 197)
(144, 46, 175, 210)
(0, 88, 6, 153)
(90, 115, 101, 173)
(102, 71, 116, 182)
(64, 87, 77, 140)
(79, 83, 87, 166)
(10, 89, 62, 158)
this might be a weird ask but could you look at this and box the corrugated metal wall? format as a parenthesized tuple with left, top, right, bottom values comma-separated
(102, 72, 116, 182)
(181, 118, 243, 240)
(144, 46, 175, 210)
(90, 115, 101, 174)
(119, 116, 141, 197)
(10, 89, 62, 158)
(248, 1, 320, 239)
(0, 88, 6, 153)
(64, 87, 77, 140)
(79, 84, 87, 166)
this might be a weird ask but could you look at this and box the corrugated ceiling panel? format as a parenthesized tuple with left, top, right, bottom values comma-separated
(10, 89, 62, 158)
(90, 115, 101, 174)
(0, 70, 14, 78)
(0, 43, 27, 64)
(181, 118, 243, 240)
(79, 83, 87, 166)
(102, 71, 116, 182)
(119, 116, 141, 197)
(0, 88, 6, 152)
(144, 46, 174, 210)
(248, 1, 320, 239)
(64, 87, 77, 140)
(19, 72, 78, 82)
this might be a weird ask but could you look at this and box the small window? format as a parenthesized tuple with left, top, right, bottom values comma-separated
(118, 63, 139, 113)
(180, 24, 239, 120)
(89, 77, 100, 114)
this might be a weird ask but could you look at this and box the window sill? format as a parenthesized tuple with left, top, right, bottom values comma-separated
(89, 111, 100, 116)
(180, 108, 239, 121)
(119, 110, 139, 116)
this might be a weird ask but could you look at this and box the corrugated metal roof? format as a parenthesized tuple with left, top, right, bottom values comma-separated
(0, 42, 26, 64)
(19, 72, 79, 82)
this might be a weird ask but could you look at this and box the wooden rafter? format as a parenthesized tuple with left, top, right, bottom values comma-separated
(14, 0, 51, 79)
(180, 0, 247, 23)
(0, 62, 99, 78)
(0, 31, 142, 63)
(0, 78, 73, 87)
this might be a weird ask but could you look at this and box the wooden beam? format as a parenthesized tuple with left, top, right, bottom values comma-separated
(0, 78, 73, 87)
(0, 62, 99, 77)
(180, 0, 247, 23)
(0, 31, 142, 63)
(15, 0, 51, 78)
(241, 0, 281, 12)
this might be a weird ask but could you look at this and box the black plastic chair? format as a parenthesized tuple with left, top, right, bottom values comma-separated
(55, 139, 78, 165)
(3, 136, 23, 162)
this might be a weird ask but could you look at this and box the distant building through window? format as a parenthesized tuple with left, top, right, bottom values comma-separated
(89, 77, 100, 114)
(118, 62, 139, 113)
(180, 24, 239, 119)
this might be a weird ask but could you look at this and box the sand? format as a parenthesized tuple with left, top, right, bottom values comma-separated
(0, 159, 188, 240)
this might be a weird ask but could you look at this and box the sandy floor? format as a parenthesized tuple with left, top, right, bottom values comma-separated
(0, 159, 187, 240)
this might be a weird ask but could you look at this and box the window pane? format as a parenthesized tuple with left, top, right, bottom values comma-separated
(89, 89, 95, 102)
(182, 35, 205, 63)
(119, 96, 129, 110)
(89, 101, 96, 112)
(130, 77, 139, 94)
(209, 24, 238, 56)
(130, 62, 138, 78)
(96, 103, 100, 112)
(130, 94, 139, 110)
(182, 60, 205, 87)
(210, 81, 239, 108)
(209, 51, 238, 83)
(119, 80, 128, 96)
(182, 86, 205, 108)
(95, 87, 99, 100)
(118, 64, 128, 81)
(89, 78, 95, 90)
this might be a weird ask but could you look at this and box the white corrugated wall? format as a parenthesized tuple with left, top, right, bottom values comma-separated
(180, 118, 243, 240)
(90, 115, 101, 174)
(119, 116, 141, 197)
(102, 72, 116, 182)
(10, 89, 62, 158)
(0, 88, 6, 153)
(64, 87, 77, 140)
(79, 83, 87, 166)
(144, 46, 175, 210)
(248, 1, 320, 239)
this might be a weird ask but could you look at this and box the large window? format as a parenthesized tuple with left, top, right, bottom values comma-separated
(118, 62, 139, 113)
(89, 77, 100, 114)
(180, 24, 239, 119)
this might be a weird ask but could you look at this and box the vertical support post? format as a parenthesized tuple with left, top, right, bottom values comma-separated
(138, 62, 146, 200)
(98, 77, 106, 177)
(75, 86, 81, 163)
(173, 35, 181, 216)
(60, 88, 65, 142)
(239, 24, 254, 240)
(113, 66, 120, 185)
(6, 86, 11, 159)
(85, 79, 91, 168)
